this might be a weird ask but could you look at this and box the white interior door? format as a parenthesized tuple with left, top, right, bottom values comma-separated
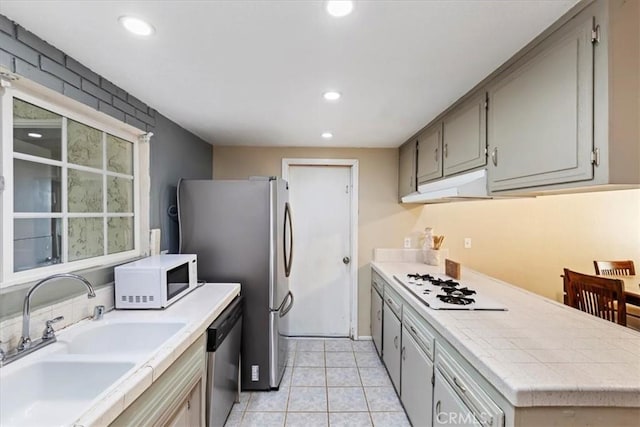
(287, 165, 351, 336)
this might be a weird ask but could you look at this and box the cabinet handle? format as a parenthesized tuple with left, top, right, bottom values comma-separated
(444, 143, 448, 158)
(409, 325, 429, 349)
(434, 147, 438, 162)
(402, 346, 406, 360)
(394, 336, 398, 349)
(435, 400, 441, 414)
(491, 147, 498, 166)
(453, 376, 467, 393)
(377, 310, 381, 321)
(387, 298, 397, 312)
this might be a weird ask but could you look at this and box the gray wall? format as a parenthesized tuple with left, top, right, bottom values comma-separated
(0, 14, 212, 317)
(151, 113, 213, 253)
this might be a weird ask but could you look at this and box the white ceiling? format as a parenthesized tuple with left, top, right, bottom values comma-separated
(0, 0, 578, 148)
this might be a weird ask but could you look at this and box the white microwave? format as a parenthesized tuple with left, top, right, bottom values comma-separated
(115, 254, 198, 309)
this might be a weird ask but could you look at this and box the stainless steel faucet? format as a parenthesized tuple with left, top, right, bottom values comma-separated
(17, 273, 96, 351)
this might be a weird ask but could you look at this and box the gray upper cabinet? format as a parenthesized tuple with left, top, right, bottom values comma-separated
(398, 140, 416, 200)
(442, 93, 487, 176)
(398, 0, 638, 201)
(416, 124, 443, 184)
(487, 11, 595, 192)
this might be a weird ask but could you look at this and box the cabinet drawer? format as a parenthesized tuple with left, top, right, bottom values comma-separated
(371, 271, 385, 295)
(436, 344, 504, 427)
(402, 307, 435, 360)
(383, 283, 403, 319)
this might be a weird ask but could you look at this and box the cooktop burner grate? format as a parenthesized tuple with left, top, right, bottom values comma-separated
(436, 294, 475, 305)
(441, 286, 476, 296)
(407, 273, 460, 288)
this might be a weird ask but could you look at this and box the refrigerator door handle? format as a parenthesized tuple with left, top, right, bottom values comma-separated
(284, 202, 293, 277)
(278, 291, 294, 318)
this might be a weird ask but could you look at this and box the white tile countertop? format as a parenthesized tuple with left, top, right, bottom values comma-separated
(0, 282, 240, 427)
(371, 261, 640, 408)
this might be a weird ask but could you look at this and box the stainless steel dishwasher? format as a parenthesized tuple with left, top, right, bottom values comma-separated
(206, 295, 243, 427)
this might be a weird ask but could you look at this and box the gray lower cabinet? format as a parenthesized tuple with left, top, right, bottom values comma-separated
(382, 303, 402, 393)
(442, 94, 487, 177)
(111, 335, 206, 427)
(487, 9, 595, 192)
(371, 285, 383, 358)
(398, 140, 417, 200)
(401, 326, 433, 427)
(435, 344, 504, 427)
(417, 124, 443, 184)
(433, 369, 480, 427)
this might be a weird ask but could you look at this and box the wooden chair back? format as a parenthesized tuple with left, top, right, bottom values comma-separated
(564, 269, 627, 326)
(593, 260, 636, 276)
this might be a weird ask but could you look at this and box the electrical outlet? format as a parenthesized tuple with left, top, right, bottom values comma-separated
(403, 237, 412, 248)
(464, 238, 472, 249)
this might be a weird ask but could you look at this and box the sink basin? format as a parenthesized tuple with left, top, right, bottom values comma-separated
(0, 360, 135, 427)
(63, 321, 186, 354)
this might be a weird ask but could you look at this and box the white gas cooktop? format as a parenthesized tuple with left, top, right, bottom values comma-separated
(393, 273, 507, 311)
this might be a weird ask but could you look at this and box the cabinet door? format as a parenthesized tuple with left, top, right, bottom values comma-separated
(487, 14, 594, 192)
(433, 370, 480, 427)
(164, 379, 203, 427)
(417, 124, 443, 184)
(382, 304, 401, 393)
(443, 94, 487, 176)
(401, 328, 433, 427)
(398, 140, 417, 199)
(371, 287, 383, 358)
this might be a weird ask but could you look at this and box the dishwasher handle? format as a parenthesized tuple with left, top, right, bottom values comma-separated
(206, 295, 243, 352)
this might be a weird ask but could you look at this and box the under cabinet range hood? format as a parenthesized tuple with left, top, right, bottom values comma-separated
(401, 169, 491, 203)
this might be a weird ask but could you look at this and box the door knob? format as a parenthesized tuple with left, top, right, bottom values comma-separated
(343, 256, 350, 264)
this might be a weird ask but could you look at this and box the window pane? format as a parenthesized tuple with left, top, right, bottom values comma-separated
(108, 217, 134, 254)
(14, 218, 62, 272)
(107, 134, 133, 175)
(13, 99, 62, 161)
(68, 217, 104, 261)
(67, 120, 103, 169)
(14, 159, 62, 213)
(107, 177, 133, 213)
(68, 169, 103, 213)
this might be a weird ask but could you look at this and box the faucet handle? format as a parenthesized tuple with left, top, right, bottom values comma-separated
(42, 316, 64, 340)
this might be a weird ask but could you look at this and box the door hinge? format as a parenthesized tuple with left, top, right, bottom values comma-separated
(431, 373, 435, 386)
(484, 99, 489, 110)
(591, 22, 600, 44)
(591, 148, 600, 166)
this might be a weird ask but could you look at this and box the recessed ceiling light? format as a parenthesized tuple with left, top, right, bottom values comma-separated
(27, 132, 42, 139)
(119, 16, 155, 36)
(322, 132, 333, 139)
(323, 91, 341, 101)
(326, 1, 354, 17)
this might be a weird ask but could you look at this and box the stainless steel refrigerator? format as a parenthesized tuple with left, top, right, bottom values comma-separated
(177, 177, 294, 391)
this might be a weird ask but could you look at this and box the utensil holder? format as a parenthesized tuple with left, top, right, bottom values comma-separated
(424, 248, 448, 266)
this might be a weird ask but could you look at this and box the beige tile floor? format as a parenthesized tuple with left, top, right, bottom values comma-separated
(224, 338, 411, 427)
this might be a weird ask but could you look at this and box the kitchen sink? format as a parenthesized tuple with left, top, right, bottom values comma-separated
(0, 360, 135, 427)
(62, 321, 186, 355)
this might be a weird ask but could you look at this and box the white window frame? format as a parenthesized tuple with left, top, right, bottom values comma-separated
(0, 78, 149, 289)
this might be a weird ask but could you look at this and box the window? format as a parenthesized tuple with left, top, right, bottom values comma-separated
(1, 86, 145, 287)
